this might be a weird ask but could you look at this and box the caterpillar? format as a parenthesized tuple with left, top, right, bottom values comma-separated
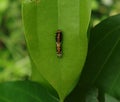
(56, 30, 62, 57)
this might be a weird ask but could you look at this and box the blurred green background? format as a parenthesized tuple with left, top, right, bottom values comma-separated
(0, 0, 30, 82)
(0, 0, 120, 82)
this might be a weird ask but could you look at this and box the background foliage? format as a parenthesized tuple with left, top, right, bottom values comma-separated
(0, 0, 30, 82)
(0, 0, 120, 82)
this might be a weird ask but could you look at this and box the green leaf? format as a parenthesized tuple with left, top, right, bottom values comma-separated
(22, 0, 91, 101)
(0, 81, 59, 102)
(105, 94, 119, 102)
(77, 14, 120, 100)
(85, 88, 99, 102)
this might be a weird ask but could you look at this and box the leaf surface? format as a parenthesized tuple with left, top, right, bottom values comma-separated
(22, 0, 91, 100)
(105, 94, 119, 102)
(79, 14, 120, 100)
(65, 14, 120, 102)
(85, 88, 99, 102)
(0, 81, 59, 102)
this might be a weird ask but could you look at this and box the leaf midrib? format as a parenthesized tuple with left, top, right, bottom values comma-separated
(91, 32, 120, 85)
(89, 25, 120, 55)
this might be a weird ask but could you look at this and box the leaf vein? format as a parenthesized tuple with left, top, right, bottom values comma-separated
(91, 36, 120, 84)
(90, 25, 120, 54)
